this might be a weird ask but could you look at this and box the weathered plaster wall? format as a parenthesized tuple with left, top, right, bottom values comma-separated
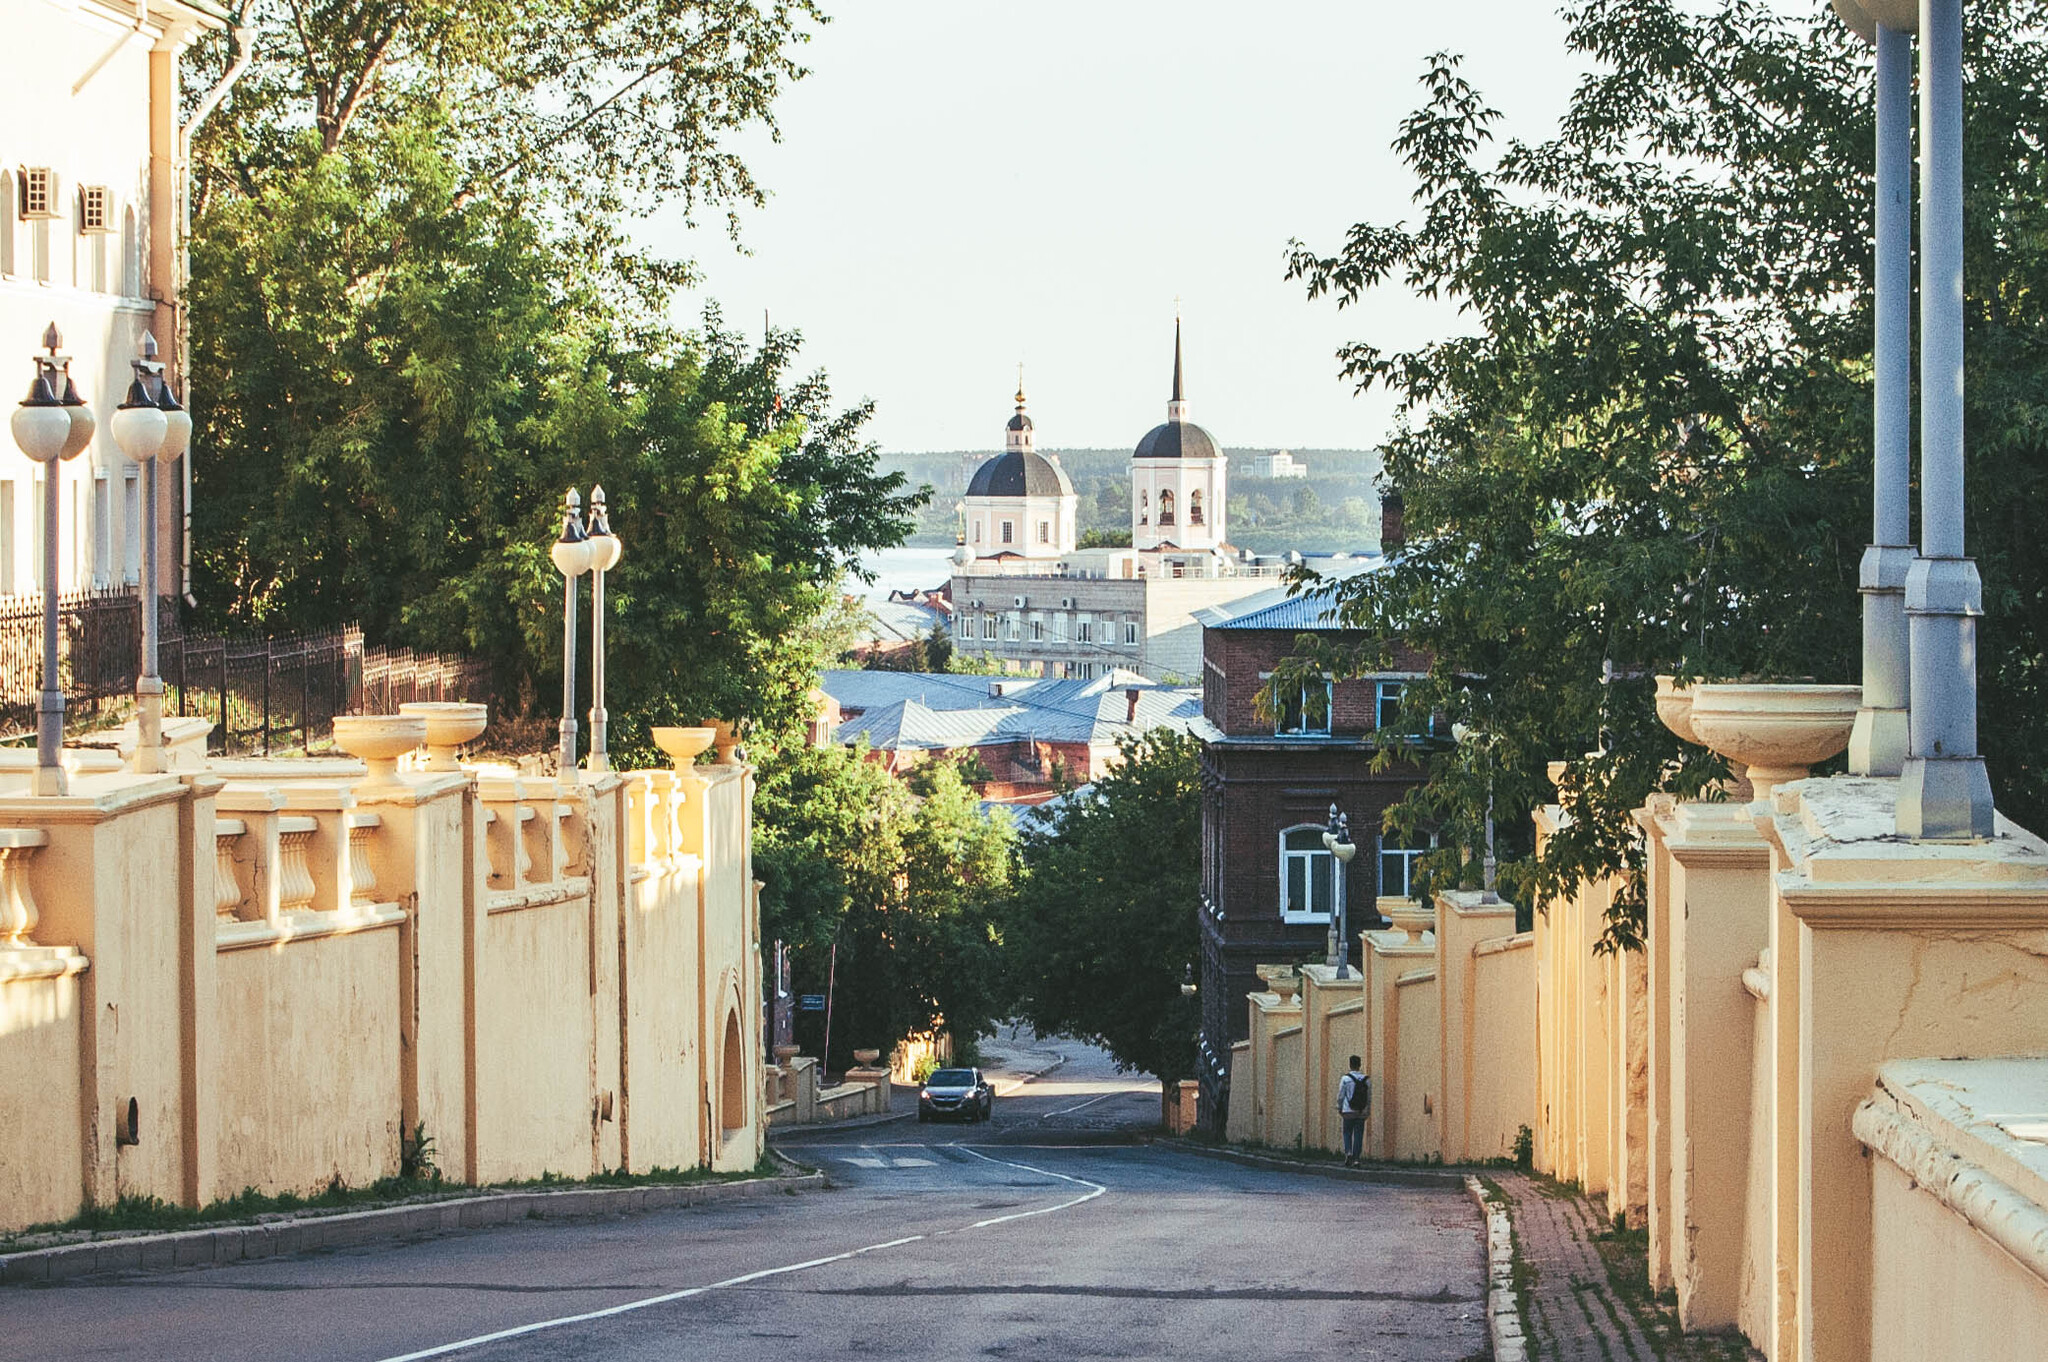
(0, 755, 761, 1233)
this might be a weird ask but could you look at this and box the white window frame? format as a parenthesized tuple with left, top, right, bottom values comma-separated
(1280, 824, 1336, 923)
(1077, 618, 1092, 643)
(981, 613, 996, 640)
(1052, 612, 1067, 643)
(1276, 677, 1334, 737)
(1006, 613, 1020, 642)
(79, 186, 112, 234)
(1378, 830, 1437, 901)
(1001, 520, 1013, 544)
(1038, 520, 1049, 543)
(1029, 617, 1044, 643)
(1124, 621, 1139, 646)
(19, 167, 57, 220)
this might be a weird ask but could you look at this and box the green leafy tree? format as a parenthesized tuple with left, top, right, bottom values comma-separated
(1003, 731, 1202, 1085)
(1279, 0, 2048, 945)
(754, 746, 1015, 1068)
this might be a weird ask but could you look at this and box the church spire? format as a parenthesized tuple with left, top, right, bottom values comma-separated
(1167, 315, 1188, 423)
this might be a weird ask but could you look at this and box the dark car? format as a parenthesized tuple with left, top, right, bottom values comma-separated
(917, 1067, 994, 1123)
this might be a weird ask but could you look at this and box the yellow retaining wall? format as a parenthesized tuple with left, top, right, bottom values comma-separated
(0, 755, 762, 1233)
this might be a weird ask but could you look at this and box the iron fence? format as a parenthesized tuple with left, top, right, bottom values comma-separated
(0, 591, 491, 756)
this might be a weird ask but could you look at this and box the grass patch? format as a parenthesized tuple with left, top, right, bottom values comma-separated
(1, 1153, 788, 1255)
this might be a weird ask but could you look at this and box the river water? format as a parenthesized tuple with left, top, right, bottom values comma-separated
(850, 546, 958, 599)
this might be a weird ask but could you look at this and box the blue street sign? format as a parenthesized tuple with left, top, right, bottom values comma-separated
(799, 994, 826, 1012)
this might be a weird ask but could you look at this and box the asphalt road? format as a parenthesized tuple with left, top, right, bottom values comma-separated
(6, 1035, 1487, 1361)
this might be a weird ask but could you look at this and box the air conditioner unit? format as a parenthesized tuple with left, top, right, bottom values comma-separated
(1060, 597, 1075, 610)
(1013, 596, 1025, 608)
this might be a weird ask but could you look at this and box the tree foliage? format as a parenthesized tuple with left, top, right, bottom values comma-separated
(182, 6, 921, 758)
(753, 748, 1015, 1068)
(1003, 731, 1202, 1083)
(1281, 0, 2048, 945)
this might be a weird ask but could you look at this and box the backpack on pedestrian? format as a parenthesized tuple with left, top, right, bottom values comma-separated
(1340, 1071, 1370, 1117)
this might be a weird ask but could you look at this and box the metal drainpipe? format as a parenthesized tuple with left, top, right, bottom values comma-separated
(1849, 21, 1914, 777)
(1898, 0, 1994, 838)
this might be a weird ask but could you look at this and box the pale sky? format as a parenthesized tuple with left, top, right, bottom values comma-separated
(649, 2, 1591, 454)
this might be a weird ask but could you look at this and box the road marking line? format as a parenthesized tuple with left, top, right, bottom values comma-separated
(370, 1236, 925, 1362)
(372, 1148, 1108, 1359)
(1044, 1091, 1121, 1116)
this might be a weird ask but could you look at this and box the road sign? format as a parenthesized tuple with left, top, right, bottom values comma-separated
(799, 993, 826, 1012)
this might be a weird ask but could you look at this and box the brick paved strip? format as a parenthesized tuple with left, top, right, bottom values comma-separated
(0, 1169, 824, 1287)
(1489, 1172, 1659, 1362)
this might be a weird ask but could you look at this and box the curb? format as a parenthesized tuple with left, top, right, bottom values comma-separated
(1465, 1175, 1529, 1362)
(1154, 1139, 1467, 1188)
(0, 1169, 824, 1287)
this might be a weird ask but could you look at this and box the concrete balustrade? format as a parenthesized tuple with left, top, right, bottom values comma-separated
(0, 720, 765, 1233)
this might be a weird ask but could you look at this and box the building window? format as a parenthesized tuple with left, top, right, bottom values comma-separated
(1029, 618, 1044, 642)
(123, 470, 140, 584)
(1006, 613, 1020, 642)
(1038, 521, 1049, 543)
(1077, 619, 1092, 643)
(0, 479, 13, 595)
(1001, 520, 1013, 544)
(79, 186, 111, 234)
(1052, 613, 1067, 642)
(91, 474, 109, 588)
(1379, 831, 1435, 901)
(19, 167, 56, 219)
(1376, 681, 1404, 728)
(1124, 621, 1139, 646)
(1159, 490, 1176, 525)
(982, 614, 996, 640)
(1139, 490, 1148, 525)
(971, 521, 981, 543)
(1190, 489, 1204, 524)
(1276, 678, 1334, 736)
(1280, 825, 1335, 922)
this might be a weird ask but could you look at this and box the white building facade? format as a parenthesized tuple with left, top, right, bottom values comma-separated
(1130, 321, 1227, 555)
(960, 385, 1078, 563)
(0, 0, 220, 601)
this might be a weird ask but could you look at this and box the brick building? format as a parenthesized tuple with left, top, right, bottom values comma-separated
(1189, 558, 1431, 1131)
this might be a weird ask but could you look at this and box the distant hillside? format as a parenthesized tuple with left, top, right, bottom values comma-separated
(881, 446, 1385, 555)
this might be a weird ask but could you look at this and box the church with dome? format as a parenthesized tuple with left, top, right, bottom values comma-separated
(948, 322, 1284, 683)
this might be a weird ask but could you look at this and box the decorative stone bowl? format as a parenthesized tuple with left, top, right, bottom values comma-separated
(1654, 676, 1700, 746)
(651, 726, 717, 772)
(852, 1048, 882, 1066)
(332, 715, 430, 792)
(1380, 896, 1435, 945)
(1268, 974, 1301, 1002)
(399, 701, 489, 772)
(1687, 684, 1862, 799)
(709, 719, 745, 766)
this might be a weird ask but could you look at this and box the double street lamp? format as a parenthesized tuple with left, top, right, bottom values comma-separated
(1322, 803, 1358, 977)
(549, 486, 623, 782)
(9, 325, 95, 796)
(109, 334, 191, 774)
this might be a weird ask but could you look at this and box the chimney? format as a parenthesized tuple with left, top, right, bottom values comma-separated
(1126, 687, 1141, 723)
(989, 681, 1004, 698)
(1379, 489, 1405, 555)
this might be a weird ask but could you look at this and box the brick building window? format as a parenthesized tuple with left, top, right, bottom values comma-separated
(1275, 678, 1333, 736)
(1375, 680, 1404, 728)
(1379, 832, 1434, 900)
(1280, 826, 1335, 922)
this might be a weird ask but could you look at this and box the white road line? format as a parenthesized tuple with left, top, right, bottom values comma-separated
(1045, 1090, 1122, 1116)
(370, 1235, 924, 1362)
(371, 1148, 1108, 1361)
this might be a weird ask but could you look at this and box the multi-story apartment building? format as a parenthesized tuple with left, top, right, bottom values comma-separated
(1188, 498, 1432, 1131)
(0, 1, 223, 600)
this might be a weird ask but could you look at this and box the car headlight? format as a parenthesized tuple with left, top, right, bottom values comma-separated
(919, 1089, 931, 1099)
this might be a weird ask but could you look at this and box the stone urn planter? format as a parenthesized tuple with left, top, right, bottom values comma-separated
(773, 1043, 802, 1067)
(1268, 973, 1301, 1002)
(1687, 683, 1862, 800)
(332, 715, 429, 792)
(852, 1048, 882, 1066)
(1380, 896, 1435, 945)
(709, 720, 745, 766)
(651, 726, 717, 772)
(399, 701, 489, 772)
(1654, 675, 1701, 746)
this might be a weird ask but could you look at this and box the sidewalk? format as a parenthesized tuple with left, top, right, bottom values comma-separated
(1483, 1172, 1760, 1361)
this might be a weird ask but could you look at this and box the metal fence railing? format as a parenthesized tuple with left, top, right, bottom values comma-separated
(0, 592, 491, 756)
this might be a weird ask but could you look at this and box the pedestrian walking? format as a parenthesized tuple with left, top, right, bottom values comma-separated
(1338, 1056, 1370, 1166)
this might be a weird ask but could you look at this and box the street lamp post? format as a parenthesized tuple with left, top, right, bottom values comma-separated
(9, 325, 95, 796)
(1322, 803, 1358, 977)
(584, 486, 621, 774)
(550, 489, 593, 784)
(109, 334, 190, 774)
